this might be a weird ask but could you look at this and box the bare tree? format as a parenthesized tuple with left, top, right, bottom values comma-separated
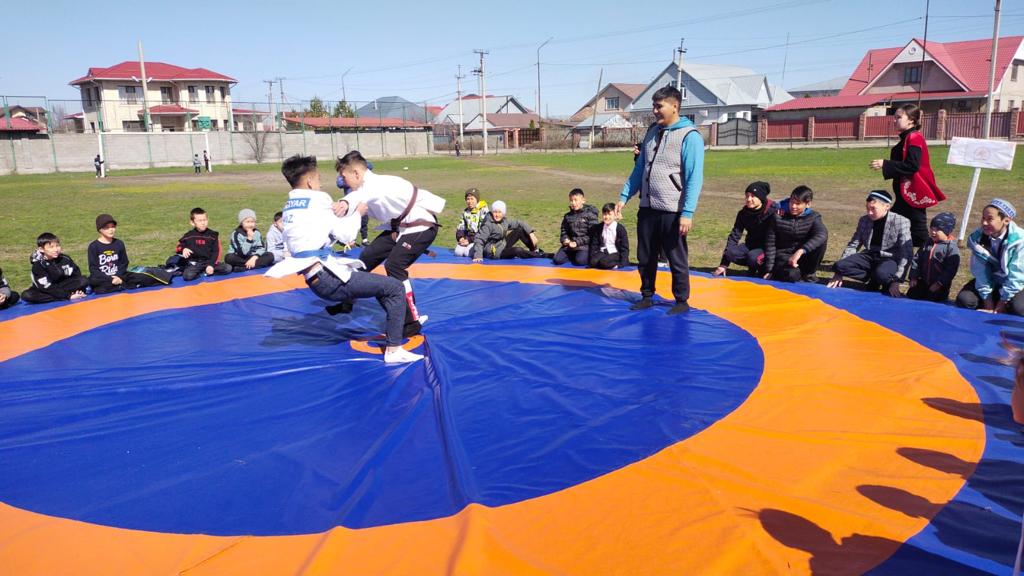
(241, 127, 271, 163)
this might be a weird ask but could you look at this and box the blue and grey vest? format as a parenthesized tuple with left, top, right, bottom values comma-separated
(640, 124, 698, 213)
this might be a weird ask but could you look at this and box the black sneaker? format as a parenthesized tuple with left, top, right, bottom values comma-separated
(630, 297, 654, 311)
(667, 302, 690, 315)
(326, 301, 354, 316)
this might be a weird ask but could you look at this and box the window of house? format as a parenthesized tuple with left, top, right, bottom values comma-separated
(205, 86, 215, 103)
(1014, 62, 1020, 82)
(161, 87, 173, 104)
(955, 100, 969, 113)
(994, 99, 1001, 112)
(1011, 100, 1017, 111)
(605, 96, 620, 110)
(123, 86, 138, 104)
(211, 119, 219, 129)
(84, 89, 93, 107)
(188, 86, 197, 101)
(90, 121, 96, 132)
(904, 66, 921, 84)
(122, 120, 143, 132)
(219, 86, 227, 100)
(94, 87, 102, 103)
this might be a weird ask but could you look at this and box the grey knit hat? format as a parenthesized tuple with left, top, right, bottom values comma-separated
(238, 208, 257, 224)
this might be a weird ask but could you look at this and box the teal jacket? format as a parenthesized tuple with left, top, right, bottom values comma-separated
(967, 220, 1024, 301)
(619, 117, 705, 217)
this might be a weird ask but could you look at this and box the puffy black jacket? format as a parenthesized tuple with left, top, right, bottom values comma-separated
(560, 204, 599, 246)
(764, 200, 828, 273)
(719, 199, 775, 266)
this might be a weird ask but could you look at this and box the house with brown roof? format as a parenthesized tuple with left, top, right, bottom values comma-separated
(570, 83, 647, 122)
(767, 36, 1024, 118)
(70, 61, 237, 133)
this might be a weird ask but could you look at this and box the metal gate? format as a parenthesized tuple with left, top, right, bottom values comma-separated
(717, 118, 756, 146)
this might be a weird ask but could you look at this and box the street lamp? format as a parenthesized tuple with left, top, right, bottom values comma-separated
(536, 37, 553, 121)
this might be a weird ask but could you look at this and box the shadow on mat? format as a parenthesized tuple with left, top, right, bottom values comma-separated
(756, 507, 991, 575)
(261, 310, 381, 348)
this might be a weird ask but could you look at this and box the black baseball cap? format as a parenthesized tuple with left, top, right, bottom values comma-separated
(96, 213, 117, 230)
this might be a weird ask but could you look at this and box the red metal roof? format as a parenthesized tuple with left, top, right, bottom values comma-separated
(479, 113, 541, 129)
(138, 104, 199, 116)
(282, 116, 430, 129)
(70, 61, 236, 85)
(0, 117, 42, 132)
(231, 108, 267, 115)
(840, 36, 1024, 96)
(766, 90, 991, 112)
(767, 94, 883, 112)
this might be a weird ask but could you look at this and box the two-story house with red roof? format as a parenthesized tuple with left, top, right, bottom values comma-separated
(70, 61, 237, 133)
(768, 36, 1024, 120)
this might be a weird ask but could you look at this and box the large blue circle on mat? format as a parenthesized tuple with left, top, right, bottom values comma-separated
(0, 278, 763, 536)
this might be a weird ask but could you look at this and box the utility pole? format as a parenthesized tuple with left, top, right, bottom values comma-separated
(675, 38, 687, 101)
(589, 68, 603, 147)
(959, 0, 1003, 242)
(474, 49, 489, 154)
(341, 66, 353, 106)
(138, 40, 151, 132)
(276, 76, 286, 129)
(537, 37, 553, 121)
(918, 0, 931, 108)
(263, 79, 276, 130)
(780, 32, 791, 88)
(456, 65, 465, 147)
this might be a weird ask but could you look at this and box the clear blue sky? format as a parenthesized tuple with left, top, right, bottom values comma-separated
(3, 0, 1022, 116)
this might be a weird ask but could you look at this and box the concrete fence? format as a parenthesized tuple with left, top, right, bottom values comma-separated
(0, 129, 434, 175)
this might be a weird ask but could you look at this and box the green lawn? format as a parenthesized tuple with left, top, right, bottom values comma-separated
(1, 148, 1019, 292)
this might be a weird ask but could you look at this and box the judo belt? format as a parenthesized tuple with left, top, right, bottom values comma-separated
(390, 186, 439, 233)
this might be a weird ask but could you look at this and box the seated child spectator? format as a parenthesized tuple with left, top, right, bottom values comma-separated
(166, 207, 232, 281)
(266, 211, 288, 263)
(0, 266, 19, 309)
(21, 232, 89, 304)
(226, 209, 275, 272)
(589, 203, 630, 269)
(714, 181, 774, 277)
(553, 188, 598, 266)
(454, 188, 489, 258)
(956, 198, 1024, 315)
(906, 212, 960, 302)
(472, 201, 549, 261)
(763, 185, 828, 283)
(828, 190, 913, 297)
(87, 213, 163, 294)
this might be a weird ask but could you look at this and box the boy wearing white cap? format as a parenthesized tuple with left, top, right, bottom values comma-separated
(828, 190, 913, 297)
(957, 198, 1024, 315)
(471, 200, 548, 261)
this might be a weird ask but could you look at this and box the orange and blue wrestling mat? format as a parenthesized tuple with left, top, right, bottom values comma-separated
(0, 250, 1020, 575)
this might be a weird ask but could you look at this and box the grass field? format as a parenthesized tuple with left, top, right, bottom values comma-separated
(0, 146, 1019, 292)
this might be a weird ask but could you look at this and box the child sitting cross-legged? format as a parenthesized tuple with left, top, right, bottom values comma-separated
(88, 213, 164, 294)
(454, 188, 489, 258)
(166, 207, 233, 281)
(956, 198, 1024, 315)
(225, 209, 275, 272)
(553, 188, 598, 267)
(21, 232, 89, 304)
(714, 181, 774, 277)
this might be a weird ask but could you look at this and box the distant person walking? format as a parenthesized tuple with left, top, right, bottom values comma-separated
(94, 154, 104, 178)
(203, 150, 211, 172)
(869, 103, 945, 248)
(193, 154, 202, 175)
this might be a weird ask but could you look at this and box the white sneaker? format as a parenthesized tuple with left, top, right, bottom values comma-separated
(385, 348, 424, 364)
(417, 314, 429, 326)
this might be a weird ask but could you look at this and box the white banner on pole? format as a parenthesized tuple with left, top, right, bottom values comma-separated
(947, 137, 1017, 171)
